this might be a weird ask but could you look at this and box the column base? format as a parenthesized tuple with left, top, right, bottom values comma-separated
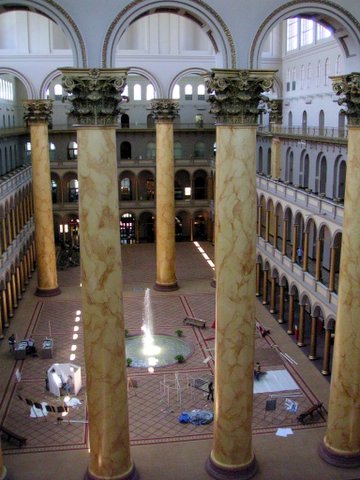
(206, 454, 258, 480)
(321, 370, 330, 376)
(287, 330, 293, 335)
(255, 293, 260, 297)
(85, 464, 139, 480)
(0, 466, 7, 480)
(211, 279, 216, 288)
(297, 342, 305, 347)
(319, 441, 360, 468)
(35, 286, 61, 297)
(262, 301, 268, 306)
(153, 282, 179, 292)
(278, 319, 284, 324)
(308, 355, 317, 360)
(269, 309, 275, 314)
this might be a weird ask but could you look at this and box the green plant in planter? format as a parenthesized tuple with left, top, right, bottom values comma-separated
(175, 354, 185, 363)
(126, 357, 133, 367)
(175, 329, 183, 337)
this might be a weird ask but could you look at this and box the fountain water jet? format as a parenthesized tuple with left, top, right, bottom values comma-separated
(125, 288, 192, 368)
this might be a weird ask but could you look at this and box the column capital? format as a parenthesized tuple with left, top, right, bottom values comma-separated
(268, 99, 283, 124)
(60, 68, 128, 126)
(331, 73, 360, 126)
(150, 99, 179, 121)
(204, 68, 276, 125)
(23, 99, 53, 125)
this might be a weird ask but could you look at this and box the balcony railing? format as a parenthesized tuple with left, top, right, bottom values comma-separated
(258, 125, 348, 139)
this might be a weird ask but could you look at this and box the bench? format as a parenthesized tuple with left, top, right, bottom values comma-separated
(183, 317, 206, 328)
(297, 402, 323, 424)
(0, 425, 27, 447)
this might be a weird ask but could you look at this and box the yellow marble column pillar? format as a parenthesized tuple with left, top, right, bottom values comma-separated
(309, 315, 318, 360)
(255, 263, 261, 297)
(1, 218, 7, 253)
(273, 214, 279, 249)
(321, 328, 332, 375)
(16, 266, 22, 300)
(11, 273, 18, 309)
(265, 210, 270, 242)
(315, 239, 322, 281)
(303, 231, 309, 272)
(151, 99, 179, 291)
(204, 68, 275, 480)
(6, 280, 13, 319)
(61, 67, 138, 480)
(257, 205, 262, 237)
(1, 289, 8, 328)
(320, 73, 360, 467)
(262, 269, 269, 305)
(23, 100, 60, 297)
(287, 293, 295, 334)
(297, 304, 305, 347)
(269, 276, 276, 313)
(278, 285, 285, 324)
(291, 224, 298, 262)
(0, 441, 7, 480)
(282, 219, 288, 255)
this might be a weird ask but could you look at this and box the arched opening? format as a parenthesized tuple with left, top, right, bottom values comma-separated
(120, 213, 136, 244)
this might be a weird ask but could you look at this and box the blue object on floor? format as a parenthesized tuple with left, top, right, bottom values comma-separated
(178, 410, 213, 425)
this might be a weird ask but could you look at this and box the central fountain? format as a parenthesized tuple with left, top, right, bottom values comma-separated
(125, 288, 191, 369)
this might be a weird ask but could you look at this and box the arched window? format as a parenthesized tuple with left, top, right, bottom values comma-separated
(324, 58, 330, 86)
(68, 179, 79, 202)
(336, 55, 342, 74)
(292, 67, 296, 90)
(120, 178, 131, 200)
(51, 179, 58, 203)
(174, 141, 183, 159)
(197, 84, 205, 100)
(302, 111, 307, 133)
(267, 148, 271, 176)
(316, 60, 321, 87)
(338, 110, 346, 137)
(288, 111, 293, 128)
(67, 141, 78, 160)
(194, 141, 205, 158)
(146, 142, 156, 159)
(307, 63, 311, 88)
(319, 110, 325, 135)
(172, 84, 180, 99)
(133, 84, 141, 101)
(185, 84, 193, 100)
(54, 84, 63, 100)
(49, 142, 56, 161)
(121, 113, 129, 128)
(300, 65, 305, 89)
(319, 156, 327, 195)
(146, 84, 155, 101)
(120, 141, 132, 159)
(258, 146, 263, 173)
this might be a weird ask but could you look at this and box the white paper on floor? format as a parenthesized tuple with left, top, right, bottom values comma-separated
(64, 397, 81, 407)
(253, 369, 299, 394)
(276, 427, 294, 437)
(30, 402, 48, 417)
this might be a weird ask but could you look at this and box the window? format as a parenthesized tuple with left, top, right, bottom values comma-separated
(300, 19, 314, 46)
(133, 84, 141, 101)
(68, 141, 78, 160)
(317, 23, 332, 41)
(174, 141, 183, 159)
(336, 55, 342, 74)
(172, 84, 180, 99)
(324, 58, 330, 86)
(194, 141, 205, 158)
(307, 63, 311, 88)
(197, 84, 205, 100)
(292, 67, 296, 90)
(286, 18, 298, 51)
(54, 84, 63, 100)
(146, 84, 155, 101)
(316, 60, 321, 87)
(185, 84, 193, 100)
(0, 78, 13, 100)
(49, 142, 56, 161)
(146, 142, 156, 159)
(300, 65, 305, 89)
(68, 179, 79, 202)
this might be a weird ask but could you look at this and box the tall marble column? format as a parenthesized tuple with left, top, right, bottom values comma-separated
(23, 100, 60, 297)
(61, 68, 138, 480)
(287, 292, 295, 335)
(278, 285, 285, 324)
(204, 68, 275, 480)
(321, 328, 332, 376)
(320, 73, 360, 467)
(151, 99, 179, 291)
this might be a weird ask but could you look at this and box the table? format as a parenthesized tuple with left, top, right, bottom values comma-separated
(14, 341, 28, 360)
(41, 339, 53, 359)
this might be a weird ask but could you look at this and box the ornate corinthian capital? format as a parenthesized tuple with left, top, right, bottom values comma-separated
(204, 69, 276, 125)
(331, 73, 360, 126)
(23, 100, 53, 125)
(150, 99, 179, 121)
(60, 68, 128, 126)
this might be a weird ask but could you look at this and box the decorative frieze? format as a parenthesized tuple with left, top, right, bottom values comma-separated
(60, 68, 128, 126)
(204, 69, 276, 125)
(150, 99, 179, 121)
(332, 73, 360, 126)
(23, 100, 53, 125)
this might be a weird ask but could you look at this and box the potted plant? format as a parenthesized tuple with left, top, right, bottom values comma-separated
(175, 354, 185, 364)
(175, 329, 183, 337)
(126, 358, 133, 367)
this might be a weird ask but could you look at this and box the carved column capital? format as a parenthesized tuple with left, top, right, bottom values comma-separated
(268, 99, 283, 124)
(331, 73, 360, 126)
(204, 69, 276, 125)
(60, 68, 128, 126)
(23, 100, 53, 125)
(150, 99, 179, 121)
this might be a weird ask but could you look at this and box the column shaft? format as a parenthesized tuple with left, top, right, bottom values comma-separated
(211, 124, 257, 472)
(321, 329, 332, 375)
(309, 316, 318, 360)
(303, 231, 309, 272)
(265, 210, 270, 242)
(287, 294, 294, 334)
(77, 127, 134, 480)
(282, 219, 287, 255)
(154, 120, 178, 291)
(1, 290, 8, 328)
(257, 206, 262, 237)
(329, 247, 336, 292)
(255, 263, 261, 297)
(271, 137, 282, 179)
(278, 285, 285, 324)
(297, 304, 305, 346)
(315, 239, 322, 281)
(29, 121, 60, 296)
(262, 270, 268, 305)
(270, 277, 276, 313)
(291, 224, 298, 262)
(274, 215, 279, 249)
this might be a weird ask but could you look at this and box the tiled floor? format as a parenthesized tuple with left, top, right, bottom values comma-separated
(0, 242, 359, 479)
